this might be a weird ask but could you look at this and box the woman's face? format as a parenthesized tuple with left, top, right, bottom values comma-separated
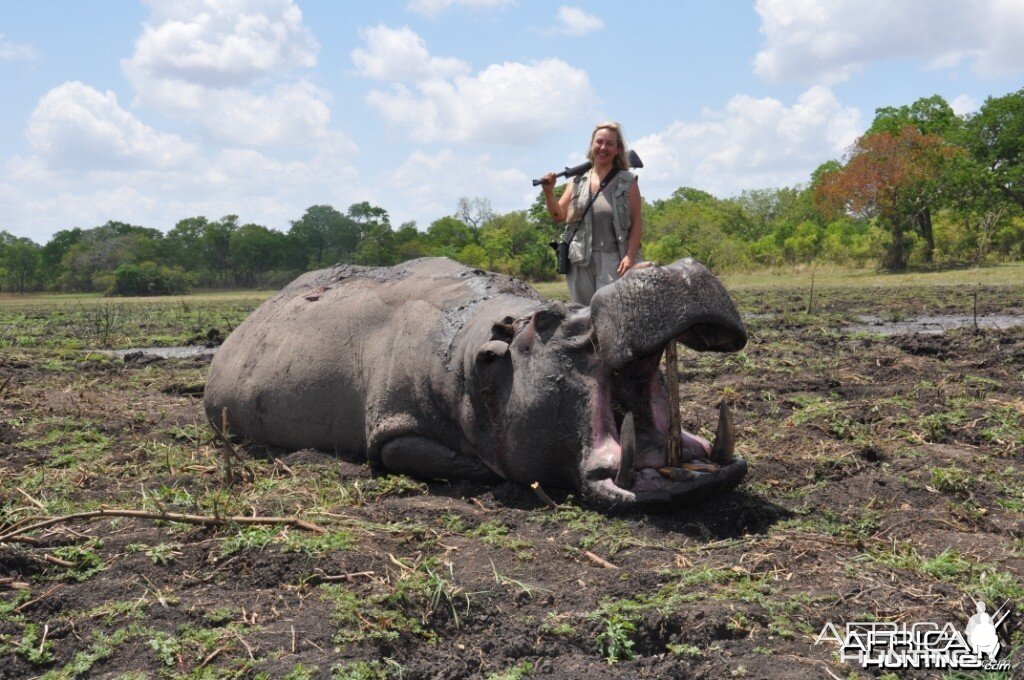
(591, 128, 620, 164)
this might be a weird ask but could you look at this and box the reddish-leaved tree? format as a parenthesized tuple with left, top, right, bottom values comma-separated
(815, 126, 960, 270)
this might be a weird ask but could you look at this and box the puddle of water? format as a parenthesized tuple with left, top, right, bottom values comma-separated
(93, 346, 219, 359)
(846, 314, 1024, 336)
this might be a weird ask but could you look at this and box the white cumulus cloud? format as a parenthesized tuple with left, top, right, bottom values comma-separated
(754, 0, 1024, 83)
(0, 34, 38, 60)
(950, 94, 979, 116)
(123, 0, 338, 148)
(551, 6, 604, 37)
(366, 57, 595, 144)
(26, 81, 198, 171)
(127, 0, 318, 87)
(632, 85, 861, 197)
(351, 25, 470, 81)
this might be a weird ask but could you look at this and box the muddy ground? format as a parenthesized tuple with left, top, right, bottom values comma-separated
(1, 281, 1023, 679)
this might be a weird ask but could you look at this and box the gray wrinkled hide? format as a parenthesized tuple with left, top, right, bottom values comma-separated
(205, 258, 544, 481)
(204, 256, 749, 503)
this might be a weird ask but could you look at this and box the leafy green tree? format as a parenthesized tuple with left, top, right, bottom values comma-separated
(288, 205, 357, 267)
(229, 224, 287, 287)
(868, 95, 962, 139)
(644, 187, 750, 270)
(110, 262, 192, 296)
(427, 216, 477, 258)
(54, 221, 165, 291)
(963, 88, 1024, 209)
(394, 221, 430, 260)
(0, 233, 42, 292)
(165, 217, 208, 270)
(200, 215, 237, 285)
(354, 222, 397, 266)
(40, 228, 82, 286)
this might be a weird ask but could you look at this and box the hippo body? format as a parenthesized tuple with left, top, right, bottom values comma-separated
(204, 257, 748, 504)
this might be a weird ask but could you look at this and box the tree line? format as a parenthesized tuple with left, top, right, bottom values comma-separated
(2, 88, 1022, 294)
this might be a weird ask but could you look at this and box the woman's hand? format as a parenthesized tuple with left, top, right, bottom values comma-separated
(616, 254, 636, 276)
(540, 172, 557, 193)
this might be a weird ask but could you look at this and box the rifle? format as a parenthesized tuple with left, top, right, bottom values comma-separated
(532, 149, 644, 186)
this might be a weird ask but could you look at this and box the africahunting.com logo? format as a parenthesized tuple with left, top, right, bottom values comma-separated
(815, 599, 1012, 671)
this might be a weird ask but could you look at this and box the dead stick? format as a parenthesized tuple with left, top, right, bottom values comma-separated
(39, 554, 76, 568)
(530, 482, 558, 509)
(0, 508, 326, 543)
(664, 341, 682, 467)
(584, 551, 619, 570)
(313, 570, 376, 582)
(15, 584, 64, 612)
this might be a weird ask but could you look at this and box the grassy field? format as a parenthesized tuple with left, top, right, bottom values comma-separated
(1, 264, 1023, 678)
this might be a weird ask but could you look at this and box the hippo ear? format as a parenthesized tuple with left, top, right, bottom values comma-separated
(490, 321, 515, 343)
(476, 340, 509, 364)
(531, 305, 565, 341)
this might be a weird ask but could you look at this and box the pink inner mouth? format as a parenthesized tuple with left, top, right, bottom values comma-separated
(585, 353, 715, 495)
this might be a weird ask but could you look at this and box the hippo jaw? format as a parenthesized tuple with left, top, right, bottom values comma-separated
(579, 346, 748, 505)
(579, 258, 749, 505)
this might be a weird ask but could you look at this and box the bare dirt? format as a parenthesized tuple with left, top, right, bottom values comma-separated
(1, 282, 1023, 679)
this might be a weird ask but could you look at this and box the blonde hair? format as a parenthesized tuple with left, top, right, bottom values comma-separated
(587, 121, 630, 170)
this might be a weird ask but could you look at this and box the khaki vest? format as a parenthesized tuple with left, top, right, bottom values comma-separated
(561, 169, 635, 266)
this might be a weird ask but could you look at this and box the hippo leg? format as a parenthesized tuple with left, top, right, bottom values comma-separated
(379, 436, 502, 483)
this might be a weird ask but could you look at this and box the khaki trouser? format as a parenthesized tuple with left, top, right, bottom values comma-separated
(567, 250, 621, 306)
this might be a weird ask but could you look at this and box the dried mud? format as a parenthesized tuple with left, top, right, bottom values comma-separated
(2, 283, 1024, 679)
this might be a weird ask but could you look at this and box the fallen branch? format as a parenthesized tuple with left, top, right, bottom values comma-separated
(0, 507, 326, 544)
(311, 569, 376, 583)
(584, 550, 619, 570)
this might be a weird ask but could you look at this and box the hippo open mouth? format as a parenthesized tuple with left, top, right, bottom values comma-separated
(582, 342, 747, 504)
(582, 260, 748, 504)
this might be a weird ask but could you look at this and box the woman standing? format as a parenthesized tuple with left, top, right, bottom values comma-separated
(540, 121, 643, 305)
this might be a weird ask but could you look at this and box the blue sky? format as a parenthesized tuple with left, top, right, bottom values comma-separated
(2, 0, 1022, 244)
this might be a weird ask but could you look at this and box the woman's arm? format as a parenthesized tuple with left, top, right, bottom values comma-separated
(541, 173, 574, 224)
(617, 178, 644, 275)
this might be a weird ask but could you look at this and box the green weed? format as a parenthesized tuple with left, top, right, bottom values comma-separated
(593, 609, 637, 664)
(930, 466, 974, 493)
(486, 661, 535, 680)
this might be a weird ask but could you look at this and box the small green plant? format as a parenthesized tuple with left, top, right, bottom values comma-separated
(17, 623, 55, 665)
(541, 612, 576, 637)
(126, 542, 182, 565)
(667, 642, 702, 658)
(283, 664, 320, 680)
(930, 465, 973, 493)
(330, 659, 388, 680)
(147, 631, 181, 666)
(52, 539, 105, 581)
(595, 612, 637, 663)
(486, 661, 535, 680)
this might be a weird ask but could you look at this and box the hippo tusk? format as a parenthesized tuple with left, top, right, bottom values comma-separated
(614, 412, 636, 489)
(709, 402, 736, 464)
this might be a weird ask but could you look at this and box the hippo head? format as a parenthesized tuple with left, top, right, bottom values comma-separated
(466, 258, 748, 506)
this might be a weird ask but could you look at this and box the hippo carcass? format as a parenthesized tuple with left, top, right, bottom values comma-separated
(203, 257, 748, 505)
